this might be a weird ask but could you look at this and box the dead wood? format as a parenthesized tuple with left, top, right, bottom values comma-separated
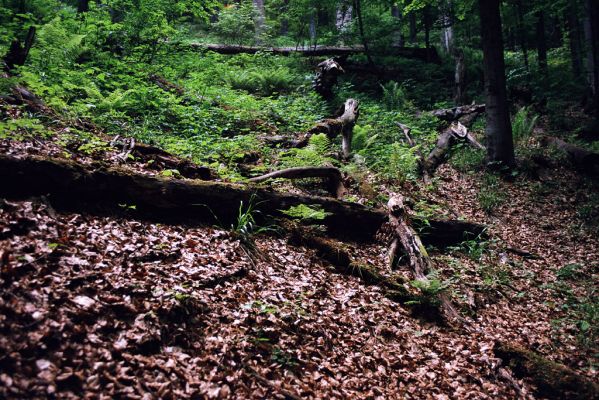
(294, 98, 359, 160)
(494, 342, 599, 400)
(249, 166, 345, 198)
(542, 136, 599, 175)
(423, 122, 484, 174)
(0, 154, 485, 245)
(431, 104, 486, 125)
(149, 74, 185, 96)
(191, 43, 440, 63)
(313, 58, 344, 99)
(287, 227, 413, 302)
(387, 194, 463, 324)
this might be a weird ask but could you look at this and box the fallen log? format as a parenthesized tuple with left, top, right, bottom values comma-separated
(249, 166, 345, 198)
(191, 43, 440, 63)
(149, 74, 185, 96)
(494, 342, 599, 400)
(287, 227, 414, 303)
(0, 154, 485, 244)
(423, 121, 485, 174)
(542, 136, 599, 175)
(431, 104, 485, 126)
(295, 98, 359, 160)
(313, 58, 344, 99)
(387, 195, 463, 324)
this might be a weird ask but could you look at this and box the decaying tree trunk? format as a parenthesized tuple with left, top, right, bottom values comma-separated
(0, 154, 485, 244)
(3, 26, 36, 71)
(431, 104, 486, 125)
(423, 122, 485, 174)
(313, 58, 344, 99)
(149, 74, 185, 96)
(387, 195, 463, 324)
(494, 342, 599, 400)
(190, 43, 440, 63)
(249, 166, 346, 198)
(295, 98, 359, 160)
(542, 136, 599, 175)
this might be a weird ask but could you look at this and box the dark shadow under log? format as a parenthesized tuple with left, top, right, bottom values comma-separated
(494, 342, 599, 400)
(0, 154, 485, 245)
(249, 166, 345, 198)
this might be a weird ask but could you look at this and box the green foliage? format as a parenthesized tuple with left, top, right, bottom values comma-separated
(478, 174, 505, 214)
(279, 204, 331, 222)
(450, 146, 485, 173)
(380, 81, 407, 111)
(212, 2, 257, 45)
(279, 133, 333, 168)
(225, 67, 297, 96)
(0, 118, 48, 140)
(409, 271, 450, 306)
(512, 106, 538, 144)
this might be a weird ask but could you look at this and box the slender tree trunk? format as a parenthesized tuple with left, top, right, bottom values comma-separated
(409, 12, 417, 44)
(568, 0, 583, 77)
(253, 0, 266, 43)
(280, 0, 289, 35)
(479, 0, 515, 166)
(353, 0, 373, 64)
(423, 6, 432, 48)
(309, 12, 317, 45)
(536, 11, 548, 78)
(440, 1, 454, 53)
(391, 4, 404, 47)
(515, 0, 529, 71)
(583, 0, 599, 116)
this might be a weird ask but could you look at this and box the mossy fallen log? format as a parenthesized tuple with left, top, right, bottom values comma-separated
(0, 154, 484, 244)
(494, 342, 599, 400)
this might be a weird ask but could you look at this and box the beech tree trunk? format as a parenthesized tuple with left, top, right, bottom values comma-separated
(253, 0, 266, 43)
(439, 1, 454, 53)
(479, 0, 515, 167)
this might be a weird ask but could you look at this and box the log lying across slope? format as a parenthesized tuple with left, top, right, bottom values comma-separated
(0, 154, 484, 244)
(191, 43, 440, 63)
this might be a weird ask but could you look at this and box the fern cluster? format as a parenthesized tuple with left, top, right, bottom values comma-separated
(278, 133, 334, 168)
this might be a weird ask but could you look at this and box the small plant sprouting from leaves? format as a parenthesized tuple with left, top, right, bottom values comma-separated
(478, 173, 505, 214)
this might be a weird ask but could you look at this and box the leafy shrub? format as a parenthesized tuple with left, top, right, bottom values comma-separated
(280, 204, 331, 222)
(212, 2, 258, 46)
(279, 134, 333, 168)
(380, 81, 407, 111)
(226, 67, 296, 96)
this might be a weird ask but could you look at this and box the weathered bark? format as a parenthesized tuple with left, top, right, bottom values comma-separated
(424, 122, 485, 174)
(431, 104, 485, 124)
(479, 0, 515, 167)
(387, 195, 462, 324)
(190, 43, 440, 62)
(0, 154, 485, 244)
(313, 58, 344, 99)
(542, 136, 599, 175)
(296, 98, 359, 160)
(3, 26, 36, 72)
(453, 49, 466, 105)
(249, 166, 345, 198)
(494, 342, 599, 400)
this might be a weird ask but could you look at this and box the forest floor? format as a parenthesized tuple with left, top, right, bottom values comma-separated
(1, 98, 598, 399)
